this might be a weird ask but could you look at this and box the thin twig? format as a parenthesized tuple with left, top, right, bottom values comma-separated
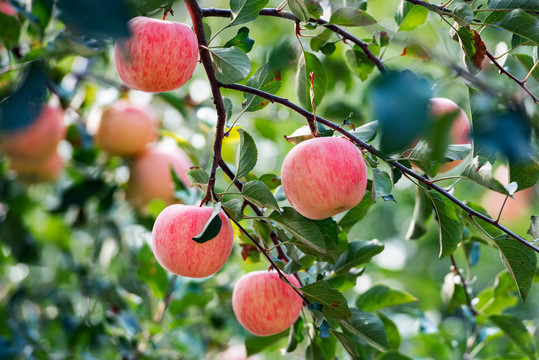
(219, 81, 539, 254)
(200, 8, 387, 74)
(450, 255, 477, 315)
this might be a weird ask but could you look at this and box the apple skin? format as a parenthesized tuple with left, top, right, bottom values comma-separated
(0, 105, 65, 164)
(114, 17, 199, 93)
(127, 142, 192, 209)
(428, 97, 471, 172)
(0, 1, 16, 16)
(281, 137, 368, 220)
(9, 151, 63, 183)
(232, 270, 303, 336)
(151, 204, 234, 278)
(87, 100, 158, 156)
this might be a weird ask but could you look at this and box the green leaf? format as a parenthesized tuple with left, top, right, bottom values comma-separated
(370, 70, 432, 154)
(339, 308, 391, 352)
(527, 216, 539, 240)
(0, 64, 48, 133)
(461, 157, 514, 195)
(401, 43, 429, 60)
(302, 280, 352, 320)
(345, 45, 375, 81)
(244, 64, 282, 112)
(333, 240, 384, 275)
(186, 168, 209, 188)
(488, 314, 536, 358)
(306, 341, 326, 360)
(457, 27, 487, 72)
(356, 285, 417, 312)
(241, 180, 281, 212)
(314, 218, 341, 262)
(452, 3, 474, 27)
(224, 26, 254, 53)
(395, 3, 428, 31)
(494, 235, 537, 301)
(377, 352, 413, 360)
(350, 121, 378, 143)
(338, 191, 374, 232)
(487, 0, 539, 11)
(245, 330, 288, 356)
(288, 0, 310, 22)
(223, 97, 233, 122)
(311, 28, 333, 52)
(229, 0, 269, 27)
(0, 12, 20, 49)
(210, 47, 252, 84)
(509, 156, 539, 191)
(495, 9, 539, 46)
(329, 7, 377, 26)
(222, 199, 243, 220)
(428, 191, 463, 259)
(56, 0, 132, 40)
(192, 203, 223, 244)
(372, 169, 393, 201)
(258, 173, 281, 190)
(305, 0, 323, 19)
(405, 186, 433, 240)
(268, 207, 327, 256)
(514, 54, 539, 82)
(331, 331, 360, 358)
(296, 52, 328, 112)
(236, 129, 258, 179)
(378, 313, 401, 350)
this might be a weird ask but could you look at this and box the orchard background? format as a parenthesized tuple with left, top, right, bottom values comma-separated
(1, 0, 539, 359)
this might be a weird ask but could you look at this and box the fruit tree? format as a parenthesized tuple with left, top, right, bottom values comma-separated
(1, 0, 539, 359)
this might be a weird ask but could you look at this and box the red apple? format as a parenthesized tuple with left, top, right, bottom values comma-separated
(232, 270, 303, 336)
(0, 105, 65, 164)
(127, 142, 192, 209)
(114, 17, 199, 93)
(151, 204, 234, 278)
(429, 97, 471, 172)
(87, 100, 158, 156)
(0, 0, 16, 16)
(281, 137, 368, 220)
(9, 151, 63, 183)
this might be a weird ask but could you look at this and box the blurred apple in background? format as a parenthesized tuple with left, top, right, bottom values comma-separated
(127, 141, 192, 210)
(87, 100, 158, 156)
(9, 151, 64, 183)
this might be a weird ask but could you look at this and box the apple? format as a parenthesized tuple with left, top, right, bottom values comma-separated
(281, 137, 368, 220)
(114, 17, 199, 93)
(9, 151, 63, 183)
(0, 105, 65, 164)
(0, 0, 16, 16)
(127, 141, 192, 209)
(232, 270, 303, 336)
(151, 204, 234, 278)
(426, 97, 471, 172)
(87, 100, 158, 156)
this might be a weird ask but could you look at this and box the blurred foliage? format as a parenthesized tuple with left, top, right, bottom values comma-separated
(0, 0, 539, 359)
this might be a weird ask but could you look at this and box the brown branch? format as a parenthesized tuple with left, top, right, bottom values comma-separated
(219, 81, 539, 254)
(200, 8, 387, 74)
(185, 0, 228, 205)
(450, 255, 477, 316)
(486, 51, 539, 104)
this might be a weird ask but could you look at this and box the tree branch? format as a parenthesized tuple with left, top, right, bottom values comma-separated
(185, 0, 228, 204)
(200, 8, 387, 74)
(219, 81, 539, 254)
(450, 255, 477, 316)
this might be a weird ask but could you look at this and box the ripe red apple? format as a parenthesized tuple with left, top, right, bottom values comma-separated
(232, 270, 303, 336)
(281, 137, 368, 220)
(151, 204, 234, 278)
(87, 100, 158, 156)
(0, 0, 16, 16)
(428, 97, 471, 172)
(9, 151, 63, 183)
(127, 142, 192, 209)
(0, 105, 65, 164)
(114, 17, 199, 93)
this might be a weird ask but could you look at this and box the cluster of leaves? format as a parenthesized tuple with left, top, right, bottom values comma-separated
(1, 0, 539, 359)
